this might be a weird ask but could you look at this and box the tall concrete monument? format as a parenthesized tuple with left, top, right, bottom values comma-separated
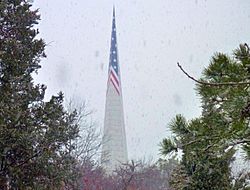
(101, 8, 128, 173)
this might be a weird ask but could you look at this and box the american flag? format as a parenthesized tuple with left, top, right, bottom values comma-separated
(108, 8, 121, 95)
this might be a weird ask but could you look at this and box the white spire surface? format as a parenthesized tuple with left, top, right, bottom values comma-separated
(101, 8, 128, 173)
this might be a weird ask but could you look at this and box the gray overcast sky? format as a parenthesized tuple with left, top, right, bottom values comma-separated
(33, 0, 250, 160)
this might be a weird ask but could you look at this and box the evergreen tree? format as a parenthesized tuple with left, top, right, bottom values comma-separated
(160, 44, 250, 189)
(0, 1, 80, 189)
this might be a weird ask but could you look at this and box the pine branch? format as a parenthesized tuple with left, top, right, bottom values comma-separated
(229, 139, 250, 146)
(177, 62, 250, 86)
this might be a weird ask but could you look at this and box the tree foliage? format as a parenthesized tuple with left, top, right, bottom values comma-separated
(0, 1, 80, 189)
(160, 44, 250, 189)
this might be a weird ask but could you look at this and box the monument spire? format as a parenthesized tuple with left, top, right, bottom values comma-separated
(101, 7, 128, 173)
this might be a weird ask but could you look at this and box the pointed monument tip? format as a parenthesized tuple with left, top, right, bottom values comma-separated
(113, 6, 115, 18)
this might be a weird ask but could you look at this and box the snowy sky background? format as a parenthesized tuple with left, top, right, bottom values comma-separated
(32, 0, 250, 160)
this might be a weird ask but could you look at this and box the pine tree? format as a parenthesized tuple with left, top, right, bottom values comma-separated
(160, 44, 250, 189)
(0, 1, 80, 189)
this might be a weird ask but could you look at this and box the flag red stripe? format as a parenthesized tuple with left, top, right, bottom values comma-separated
(110, 69, 119, 87)
(110, 77, 120, 95)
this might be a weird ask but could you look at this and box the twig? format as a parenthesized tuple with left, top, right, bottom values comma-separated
(177, 62, 250, 86)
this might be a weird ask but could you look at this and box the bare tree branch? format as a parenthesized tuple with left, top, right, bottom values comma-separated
(177, 62, 250, 86)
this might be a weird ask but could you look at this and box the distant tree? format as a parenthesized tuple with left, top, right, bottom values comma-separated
(113, 160, 173, 190)
(160, 44, 250, 189)
(65, 100, 104, 190)
(76, 158, 174, 190)
(66, 100, 102, 166)
(0, 1, 80, 189)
